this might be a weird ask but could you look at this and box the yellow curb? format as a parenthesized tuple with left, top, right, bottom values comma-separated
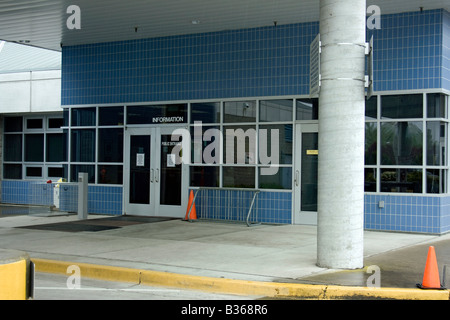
(0, 250, 31, 300)
(32, 258, 450, 300)
(32, 258, 141, 284)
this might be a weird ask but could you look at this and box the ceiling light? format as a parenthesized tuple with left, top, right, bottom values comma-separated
(191, 20, 201, 25)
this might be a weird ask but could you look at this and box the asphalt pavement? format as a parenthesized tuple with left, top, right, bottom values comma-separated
(1, 204, 449, 300)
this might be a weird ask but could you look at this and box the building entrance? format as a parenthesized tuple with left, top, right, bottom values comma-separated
(294, 123, 318, 225)
(124, 127, 188, 217)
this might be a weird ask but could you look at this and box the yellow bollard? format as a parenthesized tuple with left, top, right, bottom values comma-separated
(0, 250, 33, 300)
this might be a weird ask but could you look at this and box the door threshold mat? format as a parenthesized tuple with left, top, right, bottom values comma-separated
(17, 216, 179, 233)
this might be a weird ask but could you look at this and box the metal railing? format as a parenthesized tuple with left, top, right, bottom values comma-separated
(186, 187, 261, 227)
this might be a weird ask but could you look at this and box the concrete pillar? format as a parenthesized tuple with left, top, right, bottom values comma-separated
(317, 0, 366, 269)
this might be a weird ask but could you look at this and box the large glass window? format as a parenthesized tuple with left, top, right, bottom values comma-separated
(380, 121, 423, 166)
(365, 122, 377, 165)
(224, 101, 256, 123)
(98, 128, 124, 163)
(3, 115, 65, 180)
(380, 168, 423, 193)
(4, 134, 22, 162)
(25, 134, 44, 162)
(71, 107, 96, 126)
(189, 100, 294, 190)
(296, 99, 318, 120)
(71, 129, 96, 162)
(222, 167, 255, 188)
(365, 93, 449, 194)
(191, 102, 220, 124)
(99, 106, 124, 126)
(46, 133, 66, 162)
(426, 122, 447, 166)
(260, 100, 293, 122)
(381, 94, 423, 119)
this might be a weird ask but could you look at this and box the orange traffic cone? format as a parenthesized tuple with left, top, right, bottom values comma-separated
(417, 246, 443, 289)
(184, 190, 197, 221)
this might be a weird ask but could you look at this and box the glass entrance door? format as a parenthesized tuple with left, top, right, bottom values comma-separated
(157, 127, 188, 217)
(294, 123, 318, 225)
(124, 127, 187, 217)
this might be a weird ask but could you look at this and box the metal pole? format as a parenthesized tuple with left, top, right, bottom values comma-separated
(77, 172, 88, 220)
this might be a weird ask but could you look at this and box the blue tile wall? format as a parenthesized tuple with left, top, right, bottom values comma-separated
(62, 9, 448, 106)
(367, 9, 444, 92)
(364, 194, 450, 234)
(62, 22, 318, 105)
(191, 188, 292, 224)
(1, 180, 122, 216)
(443, 10, 450, 91)
(59, 184, 123, 215)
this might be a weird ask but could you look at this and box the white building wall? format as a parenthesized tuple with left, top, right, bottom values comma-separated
(0, 70, 61, 114)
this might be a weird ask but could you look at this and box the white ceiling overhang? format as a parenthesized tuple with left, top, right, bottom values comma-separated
(0, 0, 449, 51)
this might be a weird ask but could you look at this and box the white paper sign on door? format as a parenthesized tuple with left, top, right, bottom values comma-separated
(136, 153, 145, 167)
(167, 153, 176, 167)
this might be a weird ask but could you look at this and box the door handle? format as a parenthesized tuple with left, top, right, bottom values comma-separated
(295, 170, 299, 187)
(151, 169, 154, 183)
(155, 169, 159, 183)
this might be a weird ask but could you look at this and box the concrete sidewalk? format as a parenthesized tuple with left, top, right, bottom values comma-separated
(0, 206, 449, 300)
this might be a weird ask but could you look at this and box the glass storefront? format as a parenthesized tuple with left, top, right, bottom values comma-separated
(2, 92, 448, 196)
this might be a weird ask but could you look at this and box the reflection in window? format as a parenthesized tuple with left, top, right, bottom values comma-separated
(191, 102, 220, 124)
(381, 94, 423, 119)
(71, 129, 96, 162)
(98, 165, 123, 184)
(190, 125, 220, 164)
(427, 93, 446, 118)
(190, 166, 219, 187)
(224, 125, 256, 164)
(71, 164, 95, 183)
(71, 107, 96, 126)
(4, 134, 22, 162)
(26, 167, 42, 178)
(98, 128, 124, 163)
(296, 99, 318, 120)
(364, 168, 377, 192)
(365, 96, 377, 120)
(27, 118, 43, 129)
(99, 106, 124, 126)
(3, 164, 22, 179)
(258, 124, 292, 165)
(426, 122, 447, 166)
(381, 122, 422, 165)
(427, 169, 446, 194)
(259, 167, 292, 190)
(365, 123, 377, 165)
(25, 134, 44, 162)
(223, 167, 255, 188)
(47, 133, 66, 162)
(4, 116, 23, 132)
(380, 169, 422, 193)
(224, 101, 256, 123)
(260, 100, 293, 122)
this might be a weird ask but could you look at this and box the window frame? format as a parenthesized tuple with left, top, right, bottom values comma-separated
(365, 92, 450, 194)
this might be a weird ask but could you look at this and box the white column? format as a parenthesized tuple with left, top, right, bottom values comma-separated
(317, 0, 366, 269)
